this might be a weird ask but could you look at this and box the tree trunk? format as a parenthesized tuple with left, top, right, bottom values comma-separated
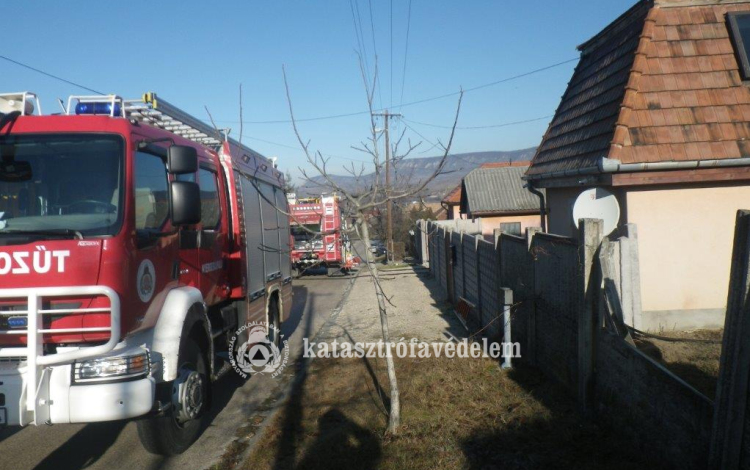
(359, 217, 400, 433)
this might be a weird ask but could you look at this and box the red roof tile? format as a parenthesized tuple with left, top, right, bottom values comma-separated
(527, 0, 750, 181)
(442, 184, 462, 205)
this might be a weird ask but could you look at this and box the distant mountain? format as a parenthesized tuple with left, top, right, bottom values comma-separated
(296, 148, 537, 201)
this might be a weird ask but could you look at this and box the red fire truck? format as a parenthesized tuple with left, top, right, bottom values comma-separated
(0, 91, 292, 454)
(288, 194, 350, 277)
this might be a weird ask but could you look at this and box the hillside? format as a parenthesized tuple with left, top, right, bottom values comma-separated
(296, 148, 537, 201)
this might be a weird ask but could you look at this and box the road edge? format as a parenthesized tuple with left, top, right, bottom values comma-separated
(208, 271, 361, 469)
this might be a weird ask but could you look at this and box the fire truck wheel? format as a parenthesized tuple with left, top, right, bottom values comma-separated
(268, 298, 281, 348)
(137, 337, 209, 455)
(292, 266, 301, 279)
(326, 266, 339, 277)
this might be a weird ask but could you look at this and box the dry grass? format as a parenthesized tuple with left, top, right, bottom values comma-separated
(242, 355, 658, 470)
(634, 329, 723, 399)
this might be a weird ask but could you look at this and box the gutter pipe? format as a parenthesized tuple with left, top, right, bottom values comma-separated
(523, 183, 547, 233)
(522, 156, 750, 182)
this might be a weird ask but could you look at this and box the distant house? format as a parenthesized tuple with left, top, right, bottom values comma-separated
(460, 162, 543, 237)
(525, 0, 750, 330)
(441, 184, 463, 220)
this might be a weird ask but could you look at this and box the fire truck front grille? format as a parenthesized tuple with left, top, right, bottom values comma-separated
(0, 286, 121, 367)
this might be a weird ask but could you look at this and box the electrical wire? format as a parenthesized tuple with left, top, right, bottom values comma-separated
(0, 54, 104, 95)
(398, 0, 413, 113)
(367, 0, 383, 110)
(404, 114, 553, 130)
(390, 0, 394, 107)
(216, 57, 578, 124)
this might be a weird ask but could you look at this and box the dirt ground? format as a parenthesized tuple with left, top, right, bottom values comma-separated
(633, 329, 723, 399)
(241, 268, 660, 469)
(241, 355, 660, 470)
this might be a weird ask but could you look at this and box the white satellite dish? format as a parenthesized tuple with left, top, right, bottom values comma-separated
(572, 187, 620, 235)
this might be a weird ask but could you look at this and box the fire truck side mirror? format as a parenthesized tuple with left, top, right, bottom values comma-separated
(167, 145, 198, 174)
(170, 180, 201, 226)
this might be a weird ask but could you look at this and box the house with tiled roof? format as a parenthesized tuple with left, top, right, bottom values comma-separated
(526, 0, 750, 330)
(460, 162, 543, 237)
(441, 184, 463, 220)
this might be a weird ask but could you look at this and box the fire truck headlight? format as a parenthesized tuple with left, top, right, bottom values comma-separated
(74, 350, 150, 383)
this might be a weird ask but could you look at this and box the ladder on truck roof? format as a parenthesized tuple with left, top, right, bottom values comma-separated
(123, 92, 266, 160)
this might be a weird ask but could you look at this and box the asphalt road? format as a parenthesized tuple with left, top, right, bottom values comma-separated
(0, 272, 354, 470)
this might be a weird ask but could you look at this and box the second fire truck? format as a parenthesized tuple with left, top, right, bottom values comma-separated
(287, 194, 350, 277)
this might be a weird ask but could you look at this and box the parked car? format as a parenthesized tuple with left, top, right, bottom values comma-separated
(370, 239, 386, 256)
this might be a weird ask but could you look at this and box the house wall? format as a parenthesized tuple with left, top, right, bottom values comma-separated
(475, 214, 541, 237)
(625, 184, 750, 330)
(546, 182, 750, 330)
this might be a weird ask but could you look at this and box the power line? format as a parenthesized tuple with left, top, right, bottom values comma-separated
(367, 0, 383, 110)
(398, 0, 413, 113)
(349, 0, 370, 85)
(2, 52, 577, 128)
(404, 114, 553, 130)
(390, 0, 394, 107)
(242, 135, 372, 163)
(0, 54, 104, 95)
(215, 57, 578, 124)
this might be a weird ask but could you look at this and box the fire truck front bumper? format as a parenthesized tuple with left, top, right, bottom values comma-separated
(0, 286, 155, 426)
(0, 361, 155, 426)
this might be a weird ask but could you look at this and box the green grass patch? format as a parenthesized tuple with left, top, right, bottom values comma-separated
(241, 355, 658, 469)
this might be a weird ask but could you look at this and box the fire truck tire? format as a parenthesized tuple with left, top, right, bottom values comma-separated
(326, 266, 339, 277)
(137, 337, 209, 455)
(268, 297, 281, 348)
(292, 266, 301, 279)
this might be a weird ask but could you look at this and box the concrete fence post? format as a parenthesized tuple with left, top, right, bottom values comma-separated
(577, 218, 603, 415)
(526, 227, 541, 250)
(500, 287, 513, 369)
(475, 236, 483, 327)
(460, 231, 466, 302)
(526, 227, 540, 365)
(709, 210, 750, 469)
(419, 220, 429, 267)
(618, 224, 642, 329)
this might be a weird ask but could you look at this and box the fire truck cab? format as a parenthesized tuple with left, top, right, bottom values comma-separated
(288, 193, 350, 277)
(0, 92, 292, 455)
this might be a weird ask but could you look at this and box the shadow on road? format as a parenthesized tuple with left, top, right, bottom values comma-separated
(33, 421, 128, 470)
(271, 293, 315, 470)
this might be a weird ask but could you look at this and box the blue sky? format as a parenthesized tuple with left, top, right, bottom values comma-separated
(3, 1, 630, 180)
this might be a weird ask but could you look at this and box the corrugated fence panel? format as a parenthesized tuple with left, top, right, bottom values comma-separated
(451, 231, 464, 303)
(477, 239, 500, 337)
(532, 233, 579, 391)
(500, 234, 533, 362)
(439, 228, 448, 294)
(462, 234, 479, 309)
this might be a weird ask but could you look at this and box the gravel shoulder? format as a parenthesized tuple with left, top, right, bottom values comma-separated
(318, 264, 466, 344)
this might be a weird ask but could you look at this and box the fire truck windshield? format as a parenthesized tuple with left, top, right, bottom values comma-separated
(291, 224, 323, 250)
(0, 134, 124, 240)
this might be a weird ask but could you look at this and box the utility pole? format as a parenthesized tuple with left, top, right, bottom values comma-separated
(373, 109, 401, 263)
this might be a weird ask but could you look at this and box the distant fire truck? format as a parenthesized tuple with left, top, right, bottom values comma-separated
(0, 91, 292, 454)
(287, 193, 350, 277)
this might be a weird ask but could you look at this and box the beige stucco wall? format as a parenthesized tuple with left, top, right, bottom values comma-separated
(545, 184, 748, 330)
(625, 185, 750, 329)
(476, 214, 542, 237)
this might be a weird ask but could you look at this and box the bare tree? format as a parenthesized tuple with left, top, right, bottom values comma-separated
(281, 60, 462, 434)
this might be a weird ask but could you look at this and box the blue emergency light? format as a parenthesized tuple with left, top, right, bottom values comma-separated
(75, 102, 122, 116)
